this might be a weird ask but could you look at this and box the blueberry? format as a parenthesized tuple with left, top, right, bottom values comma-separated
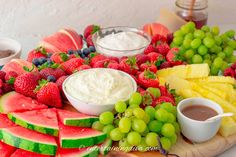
(47, 53, 53, 58)
(80, 53, 86, 58)
(47, 75, 56, 82)
(77, 50, 82, 55)
(32, 58, 40, 66)
(68, 50, 74, 55)
(82, 48, 90, 56)
(89, 46, 96, 52)
(38, 57, 47, 65)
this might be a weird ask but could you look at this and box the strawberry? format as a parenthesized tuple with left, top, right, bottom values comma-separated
(224, 67, 235, 77)
(137, 86, 145, 93)
(135, 54, 150, 65)
(156, 96, 175, 106)
(0, 71, 6, 81)
(5, 71, 18, 85)
(151, 34, 167, 45)
(138, 70, 159, 88)
(156, 43, 170, 56)
(90, 54, 107, 67)
(40, 68, 66, 80)
(169, 61, 184, 67)
(35, 80, 62, 108)
(86, 34, 94, 47)
(14, 72, 41, 98)
(27, 47, 47, 62)
(76, 65, 91, 72)
(0, 79, 3, 88)
(107, 56, 119, 63)
(61, 58, 85, 74)
(93, 59, 110, 68)
(84, 25, 100, 39)
(119, 57, 139, 75)
(51, 52, 69, 64)
(56, 75, 68, 93)
(139, 62, 157, 73)
(107, 62, 120, 70)
(144, 45, 157, 55)
(159, 62, 172, 69)
(166, 47, 179, 62)
(147, 52, 164, 63)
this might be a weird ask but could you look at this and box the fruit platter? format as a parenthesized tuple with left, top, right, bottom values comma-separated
(0, 16, 236, 157)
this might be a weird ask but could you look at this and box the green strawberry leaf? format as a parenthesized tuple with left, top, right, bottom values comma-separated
(59, 53, 69, 62)
(142, 92, 153, 106)
(23, 65, 35, 72)
(92, 25, 100, 34)
(35, 46, 47, 55)
(144, 69, 156, 79)
(51, 63, 60, 69)
(89, 52, 98, 58)
(7, 77, 15, 85)
(34, 79, 48, 93)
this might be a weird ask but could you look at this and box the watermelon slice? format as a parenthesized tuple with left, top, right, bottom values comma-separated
(98, 138, 112, 155)
(59, 124, 106, 148)
(8, 108, 59, 136)
(10, 149, 51, 157)
(57, 109, 98, 127)
(0, 141, 16, 157)
(0, 126, 57, 155)
(56, 146, 99, 157)
(0, 114, 16, 128)
(0, 92, 47, 114)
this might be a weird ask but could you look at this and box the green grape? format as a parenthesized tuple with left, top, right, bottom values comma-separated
(92, 121, 104, 131)
(211, 26, 220, 35)
(141, 127, 149, 136)
(214, 36, 222, 46)
(224, 46, 234, 57)
(155, 105, 161, 110)
(220, 34, 229, 43)
(203, 37, 215, 48)
(174, 30, 184, 37)
(172, 122, 180, 133)
(225, 30, 235, 38)
(119, 138, 132, 152)
(209, 45, 218, 53)
(137, 138, 148, 152)
(217, 52, 226, 59)
(185, 22, 196, 31)
(161, 123, 175, 137)
(192, 54, 203, 63)
(180, 25, 190, 34)
(183, 39, 192, 49)
(127, 131, 141, 146)
(132, 119, 147, 133)
(110, 128, 124, 141)
(203, 59, 212, 66)
(99, 111, 114, 125)
(191, 38, 202, 49)
(125, 108, 133, 117)
(194, 30, 205, 39)
(211, 54, 217, 60)
(205, 32, 213, 38)
(160, 137, 172, 150)
(129, 104, 139, 109)
(215, 46, 222, 53)
(213, 57, 223, 68)
(201, 25, 210, 32)
(184, 33, 194, 40)
(160, 102, 173, 113)
(228, 40, 236, 49)
(148, 120, 163, 133)
(210, 65, 219, 75)
(143, 114, 150, 124)
(133, 108, 146, 119)
(155, 108, 169, 122)
(103, 124, 115, 137)
(167, 114, 176, 123)
(129, 92, 142, 106)
(203, 54, 211, 60)
(173, 36, 184, 45)
(198, 45, 208, 55)
(146, 87, 161, 98)
(169, 134, 177, 145)
(119, 117, 131, 133)
(145, 132, 158, 147)
(229, 55, 236, 63)
(184, 49, 194, 59)
(145, 106, 156, 120)
(115, 101, 127, 113)
(221, 61, 229, 71)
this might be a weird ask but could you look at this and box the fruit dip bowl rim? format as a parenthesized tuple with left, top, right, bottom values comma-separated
(92, 26, 151, 56)
(62, 68, 137, 115)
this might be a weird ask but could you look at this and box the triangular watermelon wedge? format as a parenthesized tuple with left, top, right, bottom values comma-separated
(0, 113, 16, 128)
(0, 126, 57, 156)
(11, 149, 51, 157)
(0, 92, 47, 114)
(56, 146, 99, 157)
(59, 123, 106, 148)
(8, 108, 59, 136)
(0, 141, 16, 157)
(57, 109, 98, 127)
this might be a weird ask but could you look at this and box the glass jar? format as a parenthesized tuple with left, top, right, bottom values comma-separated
(175, 0, 208, 28)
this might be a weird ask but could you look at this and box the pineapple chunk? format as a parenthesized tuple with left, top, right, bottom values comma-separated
(195, 76, 236, 85)
(169, 65, 188, 78)
(186, 63, 210, 79)
(157, 67, 173, 78)
(197, 83, 227, 99)
(179, 89, 202, 98)
(158, 77, 166, 86)
(219, 117, 236, 137)
(165, 76, 191, 94)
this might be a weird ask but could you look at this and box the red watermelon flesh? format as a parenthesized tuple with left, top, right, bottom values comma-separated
(0, 141, 16, 157)
(56, 146, 99, 157)
(0, 92, 48, 114)
(10, 149, 50, 157)
(0, 114, 16, 128)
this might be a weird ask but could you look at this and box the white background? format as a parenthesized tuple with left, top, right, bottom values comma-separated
(0, 0, 236, 156)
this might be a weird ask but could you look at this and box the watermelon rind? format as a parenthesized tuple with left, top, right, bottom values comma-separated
(57, 146, 99, 157)
(8, 109, 59, 136)
(0, 127, 57, 155)
(99, 138, 112, 155)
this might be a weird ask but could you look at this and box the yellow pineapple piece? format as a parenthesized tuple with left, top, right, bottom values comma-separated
(157, 68, 173, 78)
(197, 83, 227, 99)
(198, 76, 236, 85)
(169, 65, 188, 78)
(165, 76, 191, 94)
(158, 77, 166, 86)
(179, 89, 202, 98)
(219, 117, 236, 137)
(186, 63, 210, 79)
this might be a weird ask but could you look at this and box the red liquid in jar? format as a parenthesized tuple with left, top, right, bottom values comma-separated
(177, 12, 207, 29)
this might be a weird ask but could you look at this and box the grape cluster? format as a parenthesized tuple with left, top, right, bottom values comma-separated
(92, 90, 180, 152)
(171, 22, 236, 75)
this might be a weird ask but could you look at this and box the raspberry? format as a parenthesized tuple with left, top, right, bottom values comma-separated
(159, 62, 172, 69)
(156, 43, 170, 56)
(231, 62, 236, 69)
(224, 67, 235, 77)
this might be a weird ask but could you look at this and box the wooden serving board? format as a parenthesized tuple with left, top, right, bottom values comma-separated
(63, 103, 236, 157)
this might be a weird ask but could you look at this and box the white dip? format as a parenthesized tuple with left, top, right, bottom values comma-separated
(65, 68, 136, 105)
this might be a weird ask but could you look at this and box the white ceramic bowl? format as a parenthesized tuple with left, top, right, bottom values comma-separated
(63, 68, 137, 116)
(0, 38, 21, 68)
(177, 97, 223, 143)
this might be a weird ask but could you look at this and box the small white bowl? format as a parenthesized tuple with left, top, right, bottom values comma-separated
(0, 38, 21, 68)
(62, 68, 137, 116)
(177, 98, 223, 143)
